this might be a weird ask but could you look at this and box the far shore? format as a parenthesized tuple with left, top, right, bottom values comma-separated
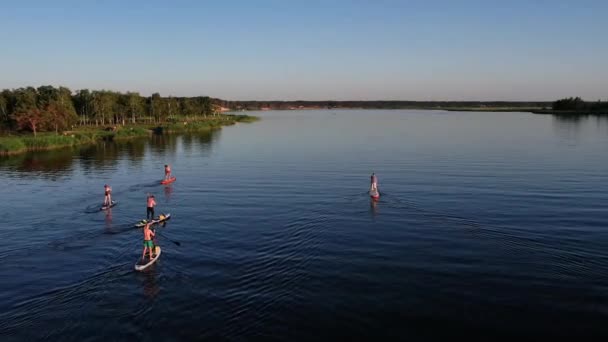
(236, 106, 608, 116)
(235, 106, 608, 116)
(444, 108, 607, 115)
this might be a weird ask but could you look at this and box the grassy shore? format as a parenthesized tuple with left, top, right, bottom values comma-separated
(0, 114, 258, 156)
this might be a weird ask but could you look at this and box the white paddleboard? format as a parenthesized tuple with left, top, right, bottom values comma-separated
(101, 201, 117, 210)
(135, 246, 161, 271)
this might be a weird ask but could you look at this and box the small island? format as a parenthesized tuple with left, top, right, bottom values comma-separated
(531, 97, 608, 116)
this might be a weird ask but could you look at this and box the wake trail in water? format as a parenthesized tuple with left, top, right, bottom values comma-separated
(374, 192, 608, 282)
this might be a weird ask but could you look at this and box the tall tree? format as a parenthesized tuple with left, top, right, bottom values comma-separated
(150, 93, 163, 124)
(0, 90, 9, 130)
(127, 92, 145, 124)
(74, 89, 93, 125)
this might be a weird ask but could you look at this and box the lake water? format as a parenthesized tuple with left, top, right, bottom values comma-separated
(1, 110, 607, 340)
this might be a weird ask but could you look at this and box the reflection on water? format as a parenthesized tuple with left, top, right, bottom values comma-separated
(104, 208, 113, 230)
(0, 130, 220, 178)
(149, 134, 178, 158)
(138, 267, 161, 299)
(370, 198, 378, 217)
(551, 114, 608, 144)
(552, 114, 584, 143)
(0, 148, 76, 180)
(164, 185, 173, 202)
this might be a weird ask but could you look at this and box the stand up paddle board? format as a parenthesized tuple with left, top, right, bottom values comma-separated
(101, 201, 117, 210)
(135, 213, 171, 228)
(135, 246, 161, 271)
(161, 177, 176, 185)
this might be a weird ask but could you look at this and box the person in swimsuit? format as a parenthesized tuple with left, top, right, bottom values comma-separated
(164, 164, 171, 180)
(142, 222, 156, 260)
(104, 184, 112, 206)
(370, 173, 378, 191)
(147, 194, 157, 220)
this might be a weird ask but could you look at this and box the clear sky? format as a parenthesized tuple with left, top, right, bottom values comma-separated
(1, 0, 607, 101)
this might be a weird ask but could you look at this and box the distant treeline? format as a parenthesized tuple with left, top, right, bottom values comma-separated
(227, 100, 551, 111)
(551, 97, 608, 114)
(0, 86, 223, 135)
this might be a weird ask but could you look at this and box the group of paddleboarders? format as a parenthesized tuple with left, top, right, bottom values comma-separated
(104, 168, 378, 266)
(102, 164, 172, 262)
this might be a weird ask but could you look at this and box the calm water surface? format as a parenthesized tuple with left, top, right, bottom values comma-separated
(1, 110, 608, 340)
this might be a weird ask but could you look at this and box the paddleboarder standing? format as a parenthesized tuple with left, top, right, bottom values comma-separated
(164, 164, 171, 180)
(142, 222, 156, 260)
(147, 194, 157, 220)
(370, 173, 378, 191)
(103, 184, 112, 206)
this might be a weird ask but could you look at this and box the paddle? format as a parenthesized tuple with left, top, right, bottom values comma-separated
(155, 229, 181, 246)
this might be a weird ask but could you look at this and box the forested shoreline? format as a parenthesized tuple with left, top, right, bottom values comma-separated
(532, 97, 608, 115)
(0, 86, 229, 135)
(0, 86, 259, 155)
(1, 85, 606, 137)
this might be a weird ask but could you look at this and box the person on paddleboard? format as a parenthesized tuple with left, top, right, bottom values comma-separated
(147, 194, 157, 220)
(164, 164, 171, 180)
(370, 173, 378, 191)
(142, 222, 156, 260)
(103, 184, 112, 206)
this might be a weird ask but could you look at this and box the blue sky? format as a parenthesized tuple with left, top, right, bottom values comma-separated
(1, 0, 606, 100)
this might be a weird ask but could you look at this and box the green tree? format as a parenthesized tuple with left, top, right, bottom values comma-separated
(123, 92, 145, 124)
(150, 93, 163, 124)
(74, 89, 93, 125)
(91, 90, 117, 126)
(0, 90, 9, 130)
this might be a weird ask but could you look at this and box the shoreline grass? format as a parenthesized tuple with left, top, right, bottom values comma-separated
(0, 114, 258, 156)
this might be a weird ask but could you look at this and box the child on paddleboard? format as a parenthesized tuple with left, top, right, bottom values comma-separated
(164, 164, 171, 180)
(142, 222, 156, 260)
(104, 184, 112, 206)
(147, 194, 157, 220)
